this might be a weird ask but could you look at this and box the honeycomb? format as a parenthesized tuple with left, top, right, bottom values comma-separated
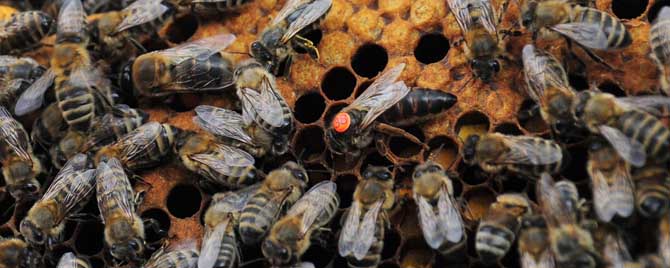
(0, 0, 667, 267)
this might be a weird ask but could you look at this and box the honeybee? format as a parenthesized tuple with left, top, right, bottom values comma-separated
(239, 161, 308, 245)
(326, 64, 418, 162)
(182, 0, 253, 15)
(0, 11, 54, 55)
(124, 33, 237, 97)
(661, 215, 669, 267)
(375, 88, 457, 127)
(586, 138, 634, 222)
(630, 165, 670, 218)
(600, 233, 631, 268)
(56, 252, 90, 268)
(20, 153, 96, 247)
(448, 0, 511, 83)
(518, 215, 555, 268)
(143, 241, 199, 268)
(89, 0, 174, 62)
(95, 121, 181, 170)
(0, 56, 46, 112)
(31, 103, 67, 149)
(412, 161, 466, 256)
(538, 173, 599, 268)
(199, 184, 260, 268)
(250, 0, 332, 75)
(0, 238, 41, 268)
(462, 133, 564, 178)
(0, 106, 42, 200)
(522, 44, 578, 134)
(339, 166, 395, 268)
(651, 7, 670, 95)
(234, 59, 294, 155)
(475, 193, 531, 264)
(177, 132, 262, 190)
(262, 181, 339, 267)
(572, 91, 670, 167)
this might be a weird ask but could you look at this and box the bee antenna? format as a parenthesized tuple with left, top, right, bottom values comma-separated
(239, 257, 266, 267)
(455, 75, 474, 94)
(427, 143, 446, 162)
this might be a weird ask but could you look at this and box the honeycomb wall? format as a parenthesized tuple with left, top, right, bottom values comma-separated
(0, 0, 665, 267)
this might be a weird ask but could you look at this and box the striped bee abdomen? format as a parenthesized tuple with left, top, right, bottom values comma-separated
(239, 191, 277, 245)
(213, 232, 238, 268)
(378, 89, 457, 127)
(617, 110, 670, 164)
(632, 166, 670, 218)
(171, 54, 234, 92)
(0, 11, 54, 54)
(573, 6, 632, 50)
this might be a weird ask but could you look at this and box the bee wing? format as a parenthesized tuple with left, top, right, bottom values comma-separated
(352, 199, 383, 260)
(538, 173, 574, 226)
(115, 0, 169, 33)
(522, 45, 572, 104)
(280, 0, 332, 43)
(211, 183, 262, 212)
(0, 106, 31, 162)
(447, 0, 498, 37)
(190, 144, 255, 177)
(588, 160, 634, 222)
(198, 220, 230, 268)
(237, 76, 289, 128)
(95, 158, 135, 225)
(616, 96, 670, 117)
(598, 125, 646, 167)
(56, 252, 78, 268)
(495, 135, 562, 165)
(415, 193, 443, 249)
(14, 69, 55, 116)
(57, 0, 86, 37)
(287, 181, 338, 234)
(521, 250, 555, 268)
(550, 22, 611, 50)
(437, 188, 464, 243)
(194, 105, 254, 145)
(42, 154, 96, 216)
(338, 200, 362, 257)
(0, 55, 19, 67)
(603, 235, 631, 268)
(159, 33, 236, 64)
(349, 64, 410, 129)
(119, 122, 162, 162)
(271, 0, 312, 25)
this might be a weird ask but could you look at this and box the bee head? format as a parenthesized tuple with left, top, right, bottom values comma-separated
(462, 135, 480, 164)
(412, 162, 444, 180)
(119, 59, 138, 98)
(6, 179, 40, 201)
(362, 166, 393, 181)
(470, 58, 500, 83)
(282, 161, 308, 183)
(19, 216, 53, 246)
(110, 238, 144, 262)
(261, 238, 292, 265)
(250, 41, 275, 70)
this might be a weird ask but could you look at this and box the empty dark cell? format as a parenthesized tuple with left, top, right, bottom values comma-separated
(0, 193, 15, 225)
(415, 33, 450, 64)
(351, 43, 389, 78)
(166, 14, 199, 43)
(260, 155, 297, 174)
(455, 111, 490, 142)
(293, 126, 326, 161)
(612, 0, 648, 19)
(62, 219, 77, 242)
(88, 257, 104, 268)
(167, 184, 202, 218)
(381, 229, 401, 260)
(335, 174, 358, 208)
(305, 163, 331, 186)
(494, 123, 522, 135)
(517, 99, 548, 133)
(361, 152, 393, 174)
(294, 92, 326, 124)
(379, 263, 400, 268)
(561, 144, 589, 182)
(435, 254, 470, 268)
(0, 226, 14, 237)
(458, 164, 489, 185)
(599, 81, 627, 96)
(141, 208, 171, 242)
(321, 67, 356, 100)
(74, 222, 105, 255)
(568, 74, 589, 91)
(142, 38, 171, 53)
(426, 136, 459, 169)
(648, 0, 670, 22)
(293, 29, 323, 54)
(499, 175, 528, 193)
(301, 245, 334, 268)
(0, 174, 4, 187)
(355, 80, 372, 98)
(240, 244, 265, 267)
(389, 126, 425, 158)
(80, 196, 100, 217)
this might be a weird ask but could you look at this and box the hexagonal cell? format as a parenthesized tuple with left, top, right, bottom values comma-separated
(294, 92, 326, 124)
(141, 208, 171, 243)
(458, 164, 489, 186)
(599, 81, 626, 97)
(381, 228, 402, 260)
(399, 238, 434, 268)
(355, 80, 372, 98)
(74, 222, 105, 255)
(335, 174, 358, 208)
(321, 67, 357, 100)
(352, 43, 389, 78)
(305, 163, 331, 187)
(0, 193, 15, 225)
(612, 0, 648, 19)
(569, 74, 590, 91)
(455, 111, 490, 142)
(649, 0, 670, 22)
(517, 99, 548, 133)
(435, 254, 470, 268)
(493, 122, 523, 136)
(425, 136, 459, 169)
(463, 187, 496, 222)
(165, 14, 199, 44)
(495, 175, 528, 194)
(389, 126, 425, 158)
(167, 184, 202, 218)
(293, 126, 326, 162)
(561, 144, 589, 182)
(414, 33, 450, 64)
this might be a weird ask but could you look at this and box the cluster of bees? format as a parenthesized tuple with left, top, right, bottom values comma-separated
(0, 0, 668, 268)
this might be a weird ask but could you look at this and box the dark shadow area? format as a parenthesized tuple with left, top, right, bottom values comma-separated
(415, 33, 450, 64)
(74, 222, 105, 255)
(167, 184, 202, 218)
(293, 126, 326, 162)
(612, 0, 648, 19)
(294, 92, 326, 124)
(321, 67, 357, 101)
(352, 43, 389, 78)
(141, 208, 171, 243)
(335, 174, 358, 208)
(165, 14, 199, 44)
(494, 122, 523, 135)
(389, 126, 424, 158)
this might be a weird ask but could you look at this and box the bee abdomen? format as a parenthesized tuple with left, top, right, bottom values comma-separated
(346, 220, 384, 268)
(0, 11, 53, 54)
(213, 232, 238, 267)
(651, 20, 670, 64)
(172, 55, 234, 92)
(239, 192, 276, 244)
(192, 0, 253, 13)
(633, 169, 670, 218)
(378, 89, 457, 127)
(160, 249, 199, 268)
(56, 83, 96, 131)
(475, 224, 515, 262)
(573, 7, 632, 49)
(618, 111, 670, 163)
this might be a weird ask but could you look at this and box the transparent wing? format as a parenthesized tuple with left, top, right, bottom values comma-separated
(271, 0, 311, 25)
(115, 0, 169, 33)
(496, 135, 563, 165)
(57, 0, 86, 37)
(598, 125, 646, 167)
(210, 183, 262, 212)
(349, 64, 410, 129)
(522, 45, 572, 104)
(95, 158, 135, 225)
(42, 154, 95, 216)
(158, 33, 236, 64)
(603, 235, 631, 268)
(588, 160, 634, 222)
(415, 193, 443, 249)
(193, 105, 254, 144)
(352, 199, 383, 260)
(237, 75, 287, 128)
(538, 173, 574, 226)
(286, 181, 338, 234)
(190, 144, 255, 177)
(616, 96, 670, 117)
(437, 188, 464, 243)
(338, 200, 362, 257)
(521, 251, 555, 268)
(119, 122, 161, 162)
(56, 252, 77, 268)
(281, 0, 332, 43)
(447, 0, 497, 36)
(198, 221, 230, 268)
(551, 22, 610, 50)
(14, 69, 55, 116)
(0, 106, 31, 161)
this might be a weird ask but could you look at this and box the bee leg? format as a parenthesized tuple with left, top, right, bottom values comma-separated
(292, 35, 320, 60)
(143, 218, 168, 237)
(127, 37, 148, 54)
(375, 123, 428, 150)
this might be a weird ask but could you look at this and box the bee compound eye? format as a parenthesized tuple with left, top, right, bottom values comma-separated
(332, 113, 351, 133)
